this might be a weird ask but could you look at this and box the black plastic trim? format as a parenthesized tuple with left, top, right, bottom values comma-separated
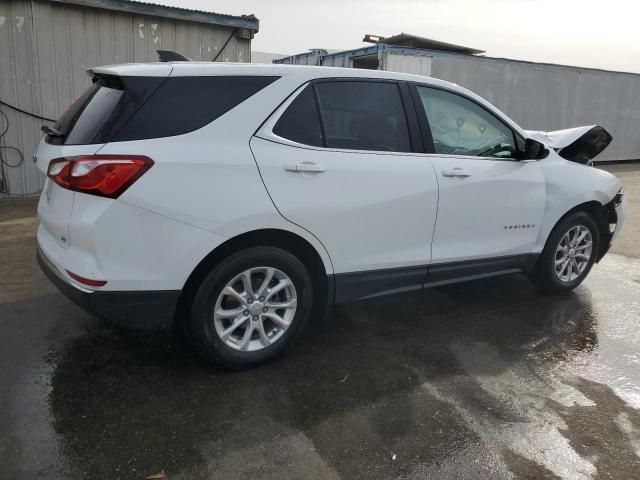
(331, 254, 539, 303)
(595, 198, 618, 262)
(426, 254, 534, 285)
(310, 83, 328, 147)
(408, 82, 435, 154)
(399, 82, 425, 153)
(37, 247, 180, 330)
(157, 50, 192, 62)
(333, 264, 428, 303)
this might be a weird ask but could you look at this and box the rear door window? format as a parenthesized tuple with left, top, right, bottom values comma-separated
(273, 85, 324, 147)
(314, 81, 412, 152)
(50, 75, 279, 145)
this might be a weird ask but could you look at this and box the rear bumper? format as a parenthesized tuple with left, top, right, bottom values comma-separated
(37, 246, 180, 330)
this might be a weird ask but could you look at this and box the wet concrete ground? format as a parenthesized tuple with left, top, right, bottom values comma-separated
(1, 164, 639, 480)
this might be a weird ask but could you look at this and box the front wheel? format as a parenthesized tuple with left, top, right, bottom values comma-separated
(531, 211, 600, 293)
(187, 247, 314, 369)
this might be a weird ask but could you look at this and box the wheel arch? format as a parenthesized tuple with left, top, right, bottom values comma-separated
(175, 228, 332, 328)
(542, 199, 615, 263)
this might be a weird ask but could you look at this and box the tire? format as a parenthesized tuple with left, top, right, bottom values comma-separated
(531, 211, 600, 293)
(186, 246, 314, 369)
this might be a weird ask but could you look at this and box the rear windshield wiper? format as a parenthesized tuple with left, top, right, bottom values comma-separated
(41, 125, 65, 138)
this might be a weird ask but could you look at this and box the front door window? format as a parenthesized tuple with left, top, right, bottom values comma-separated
(416, 86, 517, 158)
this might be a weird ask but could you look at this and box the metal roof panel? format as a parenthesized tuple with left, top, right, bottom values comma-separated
(48, 0, 259, 30)
(373, 32, 485, 55)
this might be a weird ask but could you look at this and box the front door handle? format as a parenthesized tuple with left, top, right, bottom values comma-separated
(284, 162, 326, 173)
(442, 168, 471, 178)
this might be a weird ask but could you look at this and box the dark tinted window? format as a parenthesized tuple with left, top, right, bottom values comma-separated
(51, 76, 165, 145)
(273, 85, 323, 147)
(116, 76, 278, 141)
(51, 75, 278, 145)
(65, 86, 123, 144)
(315, 81, 411, 152)
(416, 86, 516, 158)
(55, 82, 102, 141)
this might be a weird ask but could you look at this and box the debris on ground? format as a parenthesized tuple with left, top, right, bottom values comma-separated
(146, 471, 167, 480)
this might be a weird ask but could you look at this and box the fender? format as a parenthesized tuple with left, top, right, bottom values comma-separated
(535, 154, 621, 254)
(540, 190, 610, 243)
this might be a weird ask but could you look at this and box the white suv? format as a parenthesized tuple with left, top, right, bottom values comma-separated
(36, 63, 624, 368)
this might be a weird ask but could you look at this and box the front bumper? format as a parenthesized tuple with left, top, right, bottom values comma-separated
(37, 247, 180, 330)
(610, 197, 624, 245)
(596, 194, 624, 262)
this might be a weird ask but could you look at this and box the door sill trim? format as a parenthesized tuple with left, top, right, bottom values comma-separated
(331, 254, 538, 303)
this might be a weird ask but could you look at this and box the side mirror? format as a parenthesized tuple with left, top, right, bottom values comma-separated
(524, 138, 549, 160)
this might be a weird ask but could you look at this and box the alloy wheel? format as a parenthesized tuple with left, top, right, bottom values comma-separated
(213, 267, 297, 351)
(554, 225, 593, 283)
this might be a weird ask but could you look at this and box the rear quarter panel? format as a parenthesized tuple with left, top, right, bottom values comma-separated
(95, 74, 334, 277)
(64, 195, 226, 291)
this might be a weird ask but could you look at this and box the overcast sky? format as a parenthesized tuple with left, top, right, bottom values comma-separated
(154, 0, 639, 73)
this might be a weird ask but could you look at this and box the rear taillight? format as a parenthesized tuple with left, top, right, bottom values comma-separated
(47, 155, 153, 198)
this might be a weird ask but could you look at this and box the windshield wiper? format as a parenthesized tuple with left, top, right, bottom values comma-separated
(41, 125, 65, 138)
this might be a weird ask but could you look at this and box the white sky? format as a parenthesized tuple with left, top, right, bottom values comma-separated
(154, 0, 640, 73)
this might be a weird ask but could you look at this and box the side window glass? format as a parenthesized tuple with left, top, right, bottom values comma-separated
(273, 85, 324, 147)
(416, 86, 516, 158)
(315, 81, 412, 152)
(116, 76, 278, 142)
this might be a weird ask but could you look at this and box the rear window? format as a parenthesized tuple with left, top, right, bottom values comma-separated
(50, 75, 279, 145)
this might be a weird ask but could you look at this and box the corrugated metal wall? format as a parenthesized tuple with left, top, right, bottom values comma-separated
(0, 0, 251, 196)
(286, 42, 640, 162)
(321, 52, 351, 68)
(381, 51, 432, 77)
(424, 54, 640, 162)
(276, 49, 325, 66)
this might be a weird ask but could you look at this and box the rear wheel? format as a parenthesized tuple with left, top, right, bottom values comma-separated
(187, 247, 313, 368)
(531, 211, 600, 293)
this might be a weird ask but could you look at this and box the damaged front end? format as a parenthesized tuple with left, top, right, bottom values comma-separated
(526, 125, 612, 165)
(595, 188, 624, 262)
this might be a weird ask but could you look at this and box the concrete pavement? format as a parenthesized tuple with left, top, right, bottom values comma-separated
(0, 164, 638, 479)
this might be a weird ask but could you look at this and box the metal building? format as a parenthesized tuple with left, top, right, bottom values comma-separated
(276, 34, 640, 163)
(0, 0, 259, 197)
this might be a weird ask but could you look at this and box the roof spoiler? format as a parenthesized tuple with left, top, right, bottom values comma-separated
(157, 50, 192, 62)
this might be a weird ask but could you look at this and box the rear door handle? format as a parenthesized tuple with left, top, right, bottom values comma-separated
(442, 168, 471, 178)
(284, 163, 326, 173)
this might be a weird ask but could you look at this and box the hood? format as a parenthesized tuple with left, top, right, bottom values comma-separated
(525, 125, 612, 164)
